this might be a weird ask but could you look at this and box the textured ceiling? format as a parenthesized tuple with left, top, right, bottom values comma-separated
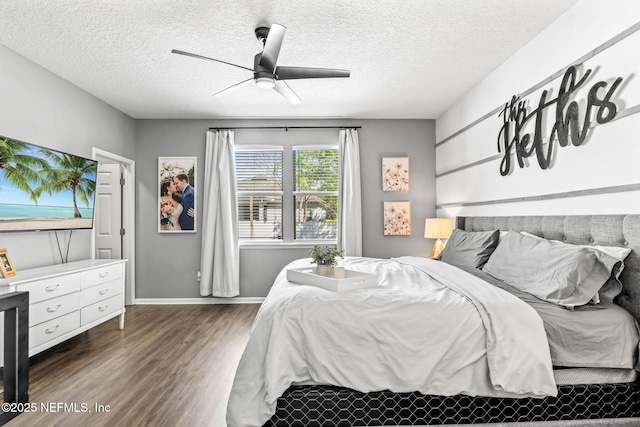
(0, 0, 578, 119)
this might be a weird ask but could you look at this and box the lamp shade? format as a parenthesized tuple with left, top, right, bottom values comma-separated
(424, 218, 453, 239)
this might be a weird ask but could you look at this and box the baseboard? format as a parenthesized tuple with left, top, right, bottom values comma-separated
(134, 297, 265, 305)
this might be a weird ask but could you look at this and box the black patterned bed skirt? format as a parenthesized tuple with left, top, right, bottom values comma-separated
(264, 382, 640, 426)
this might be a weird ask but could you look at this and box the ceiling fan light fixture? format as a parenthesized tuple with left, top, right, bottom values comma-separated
(255, 76, 276, 89)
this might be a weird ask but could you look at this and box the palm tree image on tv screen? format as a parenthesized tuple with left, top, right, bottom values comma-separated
(0, 136, 97, 232)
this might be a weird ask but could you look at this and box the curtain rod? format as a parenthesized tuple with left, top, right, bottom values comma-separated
(208, 126, 361, 130)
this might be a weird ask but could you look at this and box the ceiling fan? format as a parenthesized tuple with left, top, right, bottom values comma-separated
(172, 23, 350, 104)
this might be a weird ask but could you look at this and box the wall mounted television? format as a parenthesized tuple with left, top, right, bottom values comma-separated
(0, 135, 97, 232)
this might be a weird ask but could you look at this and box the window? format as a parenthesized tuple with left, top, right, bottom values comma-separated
(293, 147, 339, 240)
(235, 145, 339, 242)
(235, 148, 283, 240)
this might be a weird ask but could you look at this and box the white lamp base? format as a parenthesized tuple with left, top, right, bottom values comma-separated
(429, 238, 445, 259)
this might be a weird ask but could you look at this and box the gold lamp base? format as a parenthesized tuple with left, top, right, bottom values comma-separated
(429, 238, 445, 259)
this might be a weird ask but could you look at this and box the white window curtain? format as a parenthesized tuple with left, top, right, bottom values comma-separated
(200, 130, 239, 297)
(337, 128, 362, 256)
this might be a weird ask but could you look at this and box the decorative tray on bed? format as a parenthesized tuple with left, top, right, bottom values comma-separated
(286, 267, 379, 292)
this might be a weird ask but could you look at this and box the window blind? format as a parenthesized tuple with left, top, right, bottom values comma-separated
(235, 149, 283, 240)
(293, 147, 339, 240)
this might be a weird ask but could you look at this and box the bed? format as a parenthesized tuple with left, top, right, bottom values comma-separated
(227, 215, 640, 426)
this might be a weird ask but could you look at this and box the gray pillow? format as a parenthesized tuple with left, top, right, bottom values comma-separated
(483, 231, 620, 308)
(440, 229, 500, 269)
(520, 231, 630, 304)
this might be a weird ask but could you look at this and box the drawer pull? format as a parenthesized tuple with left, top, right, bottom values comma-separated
(46, 305, 61, 313)
(98, 304, 109, 312)
(99, 288, 109, 295)
(45, 324, 60, 334)
(98, 271, 109, 278)
(45, 284, 60, 292)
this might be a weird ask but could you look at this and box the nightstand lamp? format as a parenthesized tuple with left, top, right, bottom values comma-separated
(424, 218, 453, 259)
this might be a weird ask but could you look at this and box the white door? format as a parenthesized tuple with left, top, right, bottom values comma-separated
(94, 163, 123, 259)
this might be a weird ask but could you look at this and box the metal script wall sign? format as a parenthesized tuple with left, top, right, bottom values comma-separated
(497, 66, 623, 176)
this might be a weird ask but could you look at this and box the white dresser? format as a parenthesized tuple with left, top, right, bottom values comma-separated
(0, 259, 126, 366)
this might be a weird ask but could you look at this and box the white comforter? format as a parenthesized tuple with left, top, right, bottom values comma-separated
(227, 256, 557, 427)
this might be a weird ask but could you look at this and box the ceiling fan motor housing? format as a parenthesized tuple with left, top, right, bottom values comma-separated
(254, 53, 276, 87)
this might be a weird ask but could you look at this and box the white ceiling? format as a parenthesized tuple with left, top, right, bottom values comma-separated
(0, 0, 578, 120)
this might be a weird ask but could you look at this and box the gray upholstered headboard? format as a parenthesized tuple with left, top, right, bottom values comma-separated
(456, 215, 640, 322)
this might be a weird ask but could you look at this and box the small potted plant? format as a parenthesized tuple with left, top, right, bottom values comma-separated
(308, 245, 344, 277)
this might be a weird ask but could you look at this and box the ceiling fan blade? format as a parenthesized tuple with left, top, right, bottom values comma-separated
(213, 78, 254, 97)
(171, 49, 253, 72)
(259, 23, 286, 73)
(275, 66, 350, 80)
(273, 81, 301, 105)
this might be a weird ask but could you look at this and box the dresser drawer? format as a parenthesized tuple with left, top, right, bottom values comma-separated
(80, 264, 123, 289)
(30, 292, 80, 327)
(81, 293, 123, 326)
(20, 274, 81, 304)
(81, 279, 122, 306)
(30, 311, 80, 348)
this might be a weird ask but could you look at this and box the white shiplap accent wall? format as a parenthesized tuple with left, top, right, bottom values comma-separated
(435, 0, 640, 218)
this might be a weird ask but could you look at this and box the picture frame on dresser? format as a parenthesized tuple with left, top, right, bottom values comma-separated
(0, 248, 16, 278)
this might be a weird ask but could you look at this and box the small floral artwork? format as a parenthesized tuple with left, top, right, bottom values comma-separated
(383, 201, 411, 236)
(382, 157, 409, 191)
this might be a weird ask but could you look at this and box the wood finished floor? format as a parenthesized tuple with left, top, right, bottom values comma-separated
(5, 304, 260, 427)
(6, 305, 638, 427)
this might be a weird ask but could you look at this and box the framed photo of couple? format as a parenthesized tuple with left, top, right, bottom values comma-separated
(158, 157, 196, 233)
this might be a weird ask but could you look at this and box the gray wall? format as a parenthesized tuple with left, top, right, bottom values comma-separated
(135, 119, 436, 298)
(0, 46, 136, 270)
(0, 46, 436, 299)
